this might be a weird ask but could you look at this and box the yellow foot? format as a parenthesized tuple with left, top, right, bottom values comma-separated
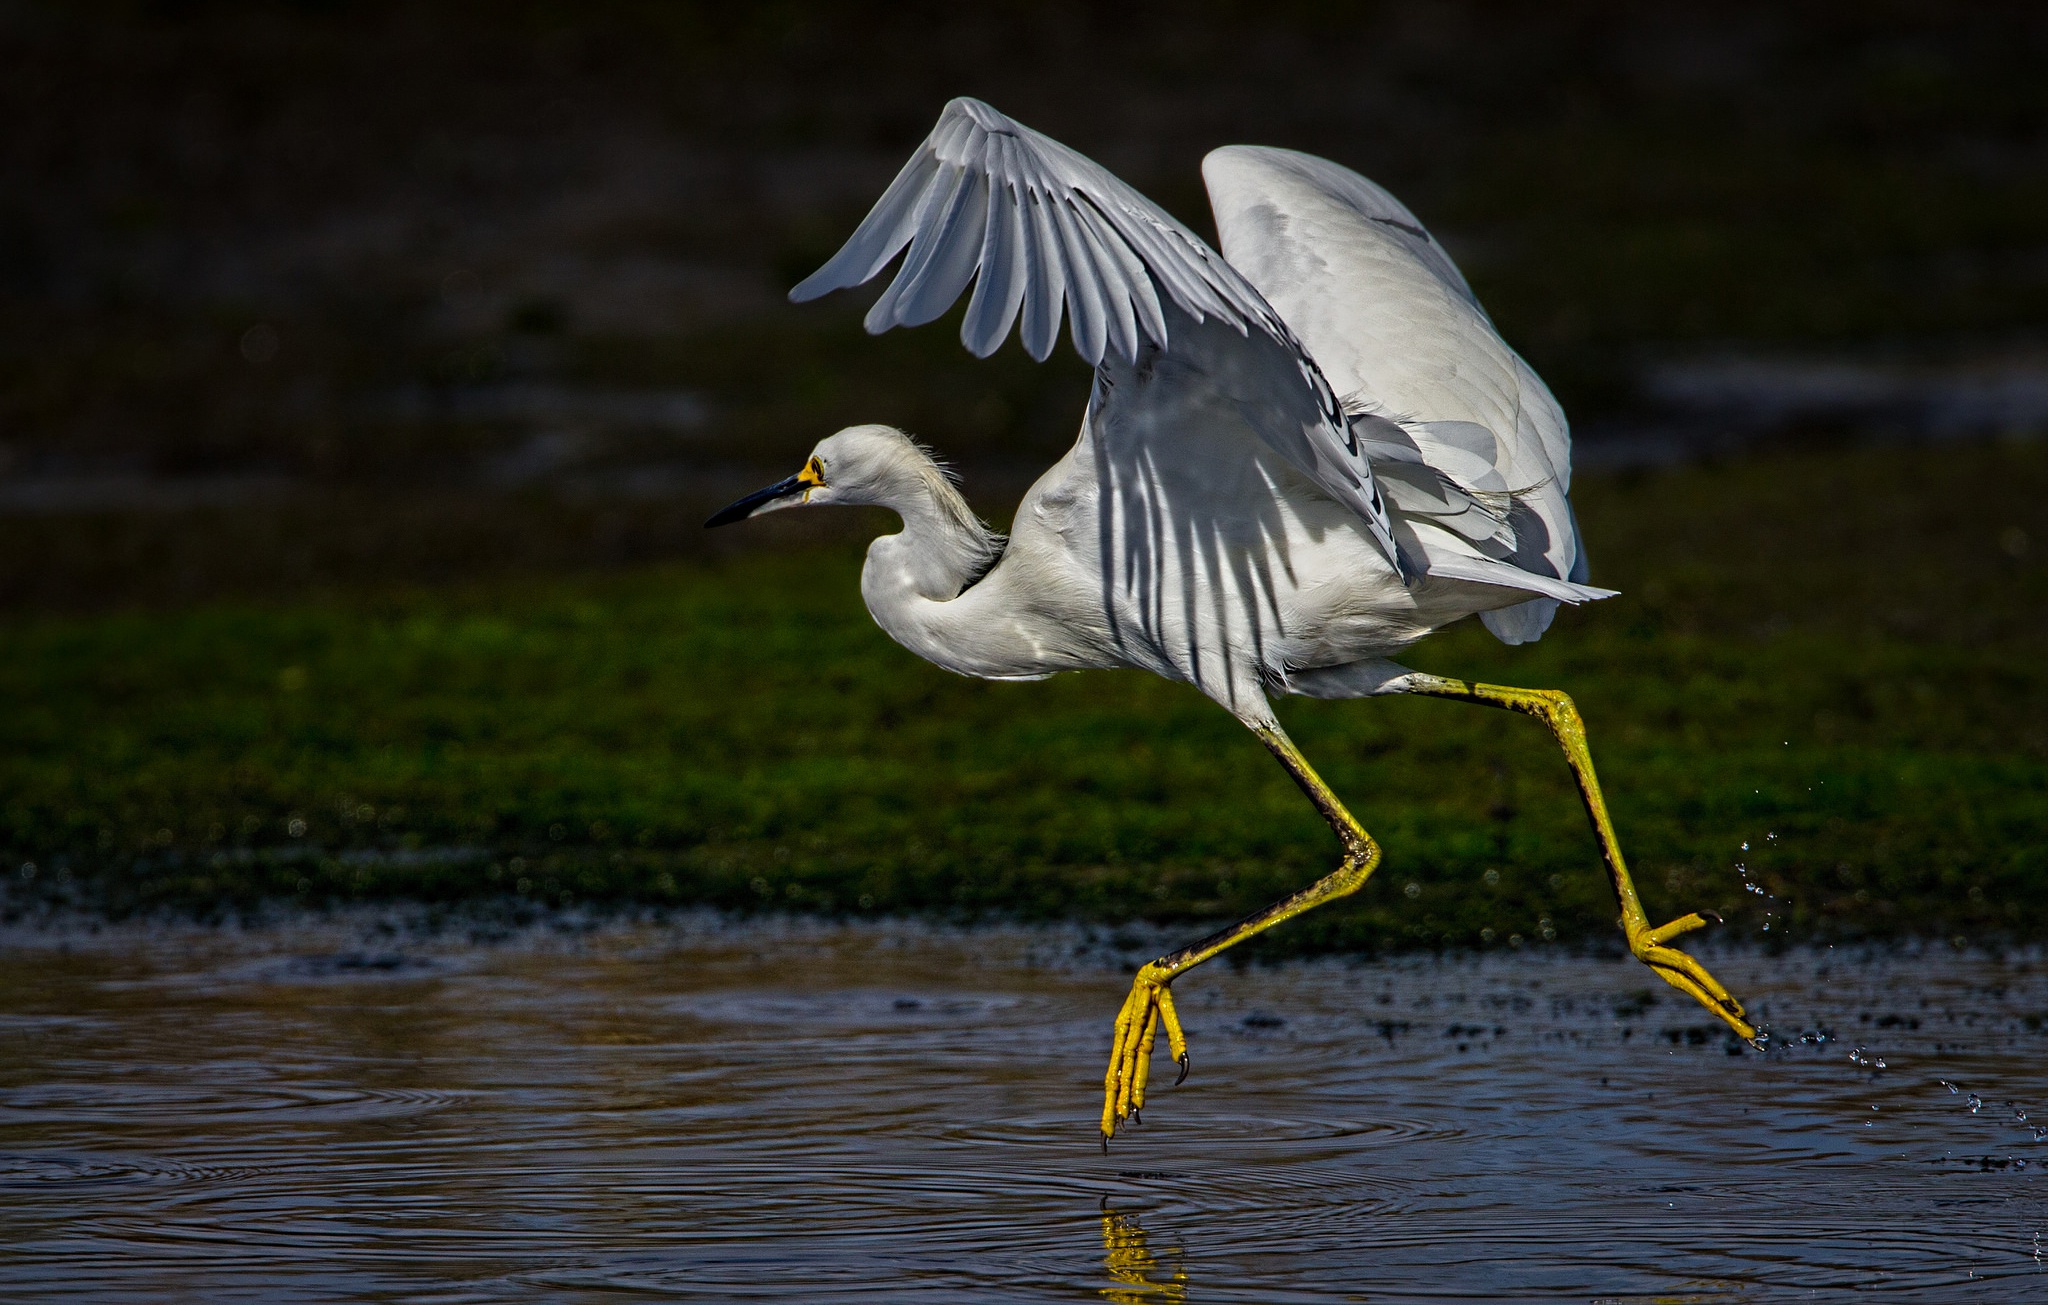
(1628, 911, 1756, 1042)
(1100, 962, 1189, 1148)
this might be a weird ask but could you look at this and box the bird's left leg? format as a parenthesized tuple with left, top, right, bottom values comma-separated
(1103, 719, 1380, 1145)
(1393, 674, 1755, 1041)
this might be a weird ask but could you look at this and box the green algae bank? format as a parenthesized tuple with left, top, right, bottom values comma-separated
(3, 914, 2045, 1300)
(6, 444, 2044, 950)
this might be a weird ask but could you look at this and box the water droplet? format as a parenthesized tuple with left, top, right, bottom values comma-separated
(1740, 841, 1749, 852)
(1969, 1094, 1984, 1114)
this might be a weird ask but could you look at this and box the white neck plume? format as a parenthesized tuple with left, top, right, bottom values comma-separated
(812, 429, 1002, 660)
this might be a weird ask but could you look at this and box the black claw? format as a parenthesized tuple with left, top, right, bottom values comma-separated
(1174, 1053, 1190, 1087)
(1101, 1134, 1109, 1155)
(1700, 910, 1724, 925)
(1132, 1109, 1142, 1125)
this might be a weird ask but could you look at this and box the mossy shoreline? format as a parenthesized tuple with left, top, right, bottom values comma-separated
(4, 443, 2044, 951)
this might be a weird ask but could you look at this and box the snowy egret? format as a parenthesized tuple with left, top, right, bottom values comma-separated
(710, 98, 1754, 1146)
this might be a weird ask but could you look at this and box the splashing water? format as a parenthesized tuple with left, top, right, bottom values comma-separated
(1732, 839, 1784, 935)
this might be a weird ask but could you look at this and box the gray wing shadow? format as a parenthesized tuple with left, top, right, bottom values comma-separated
(1085, 312, 1340, 719)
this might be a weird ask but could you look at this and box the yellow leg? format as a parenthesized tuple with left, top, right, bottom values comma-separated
(1398, 674, 1755, 1041)
(1102, 720, 1380, 1146)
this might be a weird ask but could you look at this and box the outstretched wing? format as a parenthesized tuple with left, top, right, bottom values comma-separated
(789, 97, 1401, 572)
(1202, 145, 1592, 644)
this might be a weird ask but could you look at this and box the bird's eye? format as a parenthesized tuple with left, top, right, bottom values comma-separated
(798, 456, 827, 488)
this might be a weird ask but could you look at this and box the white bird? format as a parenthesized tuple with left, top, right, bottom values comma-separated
(709, 98, 1753, 1145)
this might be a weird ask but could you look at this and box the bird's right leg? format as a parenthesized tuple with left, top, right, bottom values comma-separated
(1102, 719, 1381, 1145)
(1393, 674, 1754, 1041)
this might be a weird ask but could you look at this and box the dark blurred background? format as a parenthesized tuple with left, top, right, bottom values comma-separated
(5, 0, 2045, 610)
(4, 2, 2046, 938)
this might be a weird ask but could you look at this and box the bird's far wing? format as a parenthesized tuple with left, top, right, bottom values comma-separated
(1202, 145, 1571, 492)
(1203, 145, 1587, 644)
(790, 97, 1401, 572)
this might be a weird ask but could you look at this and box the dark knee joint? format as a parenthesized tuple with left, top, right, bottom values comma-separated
(1525, 689, 1586, 744)
(1344, 837, 1381, 877)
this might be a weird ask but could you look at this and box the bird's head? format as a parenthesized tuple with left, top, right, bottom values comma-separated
(705, 424, 935, 526)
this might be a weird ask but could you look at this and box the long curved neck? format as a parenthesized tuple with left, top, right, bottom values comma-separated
(857, 461, 1005, 663)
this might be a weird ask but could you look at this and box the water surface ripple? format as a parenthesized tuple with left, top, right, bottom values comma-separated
(2, 917, 2044, 1301)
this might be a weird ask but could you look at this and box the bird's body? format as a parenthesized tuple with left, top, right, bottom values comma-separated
(845, 319, 1527, 714)
(711, 98, 1755, 1144)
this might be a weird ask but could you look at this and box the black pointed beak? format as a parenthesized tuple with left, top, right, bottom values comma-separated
(705, 473, 806, 528)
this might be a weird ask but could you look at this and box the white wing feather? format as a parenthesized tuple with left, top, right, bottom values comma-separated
(791, 98, 1403, 572)
(1203, 145, 1594, 644)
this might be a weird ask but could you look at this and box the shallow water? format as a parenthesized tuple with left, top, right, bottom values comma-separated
(3, 916, 2045, 1302)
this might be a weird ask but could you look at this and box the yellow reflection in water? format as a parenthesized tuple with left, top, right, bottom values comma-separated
(1099, 1207, 1187, 1303)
